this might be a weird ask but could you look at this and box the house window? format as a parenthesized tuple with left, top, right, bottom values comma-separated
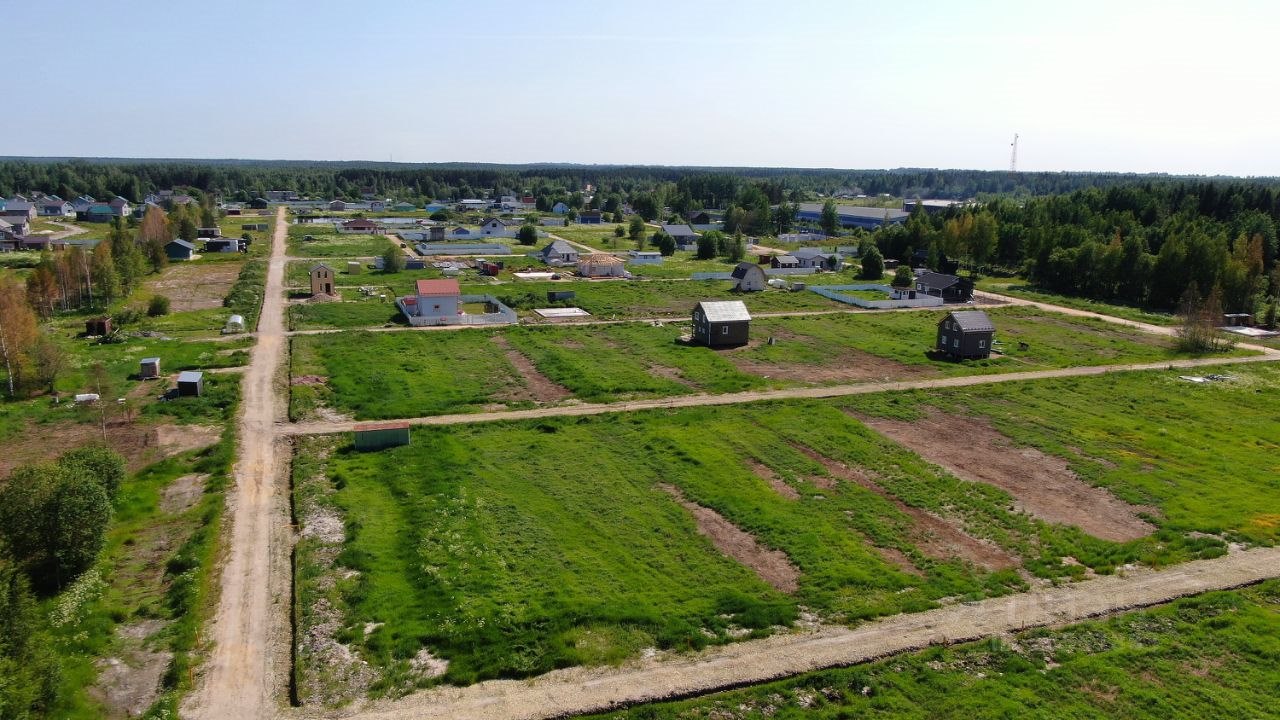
(953, 338, 960, 348)
(721, 325, 729, 335)
(978, 340, 986, 348)
(940, 333, 947, 345)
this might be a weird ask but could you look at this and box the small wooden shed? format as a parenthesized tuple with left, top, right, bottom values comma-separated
(177, 371, 204, 397)
(937, 310, 995, 359)
(85, 316, 112, 336)
(346, 261, 362, 275)
(692, 301, 751, 347)
(354, 422, 411, 451)
(139, 357, 161, 379)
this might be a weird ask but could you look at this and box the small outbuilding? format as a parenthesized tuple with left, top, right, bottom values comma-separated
(691, 300, 751, 347)
(346, 261, 362, 275)
(139, 357, 161, 379)
(165, 238, 196, 261)
(310, 263, 336, 296)
(85, 316, 112, 336)
(224, 314, 246, 333)
(177, 371, 204, 397)
(937, 310, 995, 359)
(353, 421, 411, 451)
(730, 261, 767, 292)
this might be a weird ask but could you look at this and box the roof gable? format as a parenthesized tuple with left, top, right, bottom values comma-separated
(416, 278, 460, 296)
(696, 300, 751, 322)
(946, 310, 994, 332)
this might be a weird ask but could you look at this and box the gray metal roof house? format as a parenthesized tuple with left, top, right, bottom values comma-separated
(730, 261, 767, 292)
(937, 310, 995, 359)
(692, 300, 751, 347)
(539, 239, 579, 265)
(916, 271, 974, 302)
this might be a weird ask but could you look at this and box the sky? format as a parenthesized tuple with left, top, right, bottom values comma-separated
(4, 0, 1278, 175)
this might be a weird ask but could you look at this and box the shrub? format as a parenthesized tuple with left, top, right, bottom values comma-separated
(892, 266, 914, 287)
(0, 462, 111, 593)
(147, 294, 171, 316)
(516, 224, 538, 246)
(381, 246, 406, 273)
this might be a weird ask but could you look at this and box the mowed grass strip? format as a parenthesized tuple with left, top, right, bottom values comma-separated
(585, 580, 1280, 720)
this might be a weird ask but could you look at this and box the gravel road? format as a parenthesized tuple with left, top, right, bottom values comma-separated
(183, 207, 291, 720)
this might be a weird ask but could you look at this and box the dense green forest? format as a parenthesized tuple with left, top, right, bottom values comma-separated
(872, 183, 1280, 313)
(2, 157, 1277, 207)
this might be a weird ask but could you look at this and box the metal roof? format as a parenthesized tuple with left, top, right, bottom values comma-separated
(696, 300, 751, 322)
(661, 224, 697, 237)
(541, 239, 577, 255)
(731, 261, 763, 279)
(917, 271, 960, 289)
(947, 310, 994, 332)
(356, 421, 410, 432)
(415, 278, 461, 296)
(168, 238, 195, 249)
(141, 357, 160, 364)
(177, 371, 203, 382)
(798, 203, 909, 221)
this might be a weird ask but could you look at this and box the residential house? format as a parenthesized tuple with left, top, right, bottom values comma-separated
(0, 217, 30, 237)
(480, 218, 517, 238)
(263, 190, 300, 202)
(38, 197, 74, 217)
(457, 199, 490, 212)
(730, 262, 767, 292)
(538, 239, 579, 265)
(1, 198, 36, 220)
(402, 278, 461, 324)
(165, 238, 196, 261)
(197, 227, 222, 238)
(450, 226, 473, 237)
(392, 202, 418, 212)
(108, 196, 131, 217)
(691, 301, 751, 347)
(915, 271, 973, 302)
(661, 224, 699, 250)
(791, 247, 841, 270)
(539, 217, 567, 227)
(369, 200, 386, 212)
(627, 250, 662, 265)
(551, 201, 570, 214)
(684, 211, 712, 225)
(71, 195, 96, 213)
(335, 218, 385, 234)
(936, 310, 994, 359)
(310, 263, 336, 296)
(770, 254, 800, 269)
(328, 200, 347, 211)
(577, 210, 603, 224)
(577, 254, 628, 278)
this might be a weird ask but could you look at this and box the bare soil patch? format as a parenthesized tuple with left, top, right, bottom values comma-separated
(854, 410, 1157, 542)
(491, 336, 572, 404)
(731, 348, 937, 384)
(659, 484, 800, 593)
(89, 620, 171, 719)
(292, 374, 328, 386)
(160, 473, 208, 514)
(745, 459, 799, 499)
(649, 364, 697, 388)
(794, 444, 1017, 571)
(145, 261, 242, 312)
(0, 420, 221, 477)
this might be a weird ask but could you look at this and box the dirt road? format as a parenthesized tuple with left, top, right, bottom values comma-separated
(292, 545, 1280, 720)
(284, 349, 1279, 435)
(183, 207, 291, 720)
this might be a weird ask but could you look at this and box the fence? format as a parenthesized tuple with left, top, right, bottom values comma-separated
(690, 267, 818, 281)
(808, 284, 945, 309)
(395, 294, 517, 327)
(414, 243, 513, 255)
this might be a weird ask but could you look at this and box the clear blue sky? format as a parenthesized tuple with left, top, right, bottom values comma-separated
(6, 0, 1277, 175)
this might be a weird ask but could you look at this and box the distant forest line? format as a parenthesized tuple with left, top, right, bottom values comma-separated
(2, 157, 1279, 207)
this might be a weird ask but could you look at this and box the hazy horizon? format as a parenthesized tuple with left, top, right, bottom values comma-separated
(6, 0, 1277, 176)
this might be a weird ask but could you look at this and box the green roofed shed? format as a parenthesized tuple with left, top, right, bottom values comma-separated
(354, 422, 411, 451)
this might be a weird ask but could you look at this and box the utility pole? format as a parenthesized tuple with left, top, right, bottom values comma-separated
(1010, 133, 1019, 173)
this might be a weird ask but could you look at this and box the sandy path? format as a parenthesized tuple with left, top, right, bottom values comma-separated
(290, 545, 1280, 720)
(283, 350, 1279, 435)
(183, 207, 291, 720)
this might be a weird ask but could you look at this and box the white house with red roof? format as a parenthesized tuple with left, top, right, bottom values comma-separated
(400, 278, 462, 325)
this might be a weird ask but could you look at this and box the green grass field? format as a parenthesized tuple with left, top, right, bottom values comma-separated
(585, 580, 1280, 720)
(289, 305, 1236, 420)
(976, 277, 1179, 326)
(295, 360, 1280, 698)
(839, 363, 1280, 547)
(286, 224, 395, 258)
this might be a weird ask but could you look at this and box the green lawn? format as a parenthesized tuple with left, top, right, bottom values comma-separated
(286, 224, 395, 258)
(586, 580, 1280, 720)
